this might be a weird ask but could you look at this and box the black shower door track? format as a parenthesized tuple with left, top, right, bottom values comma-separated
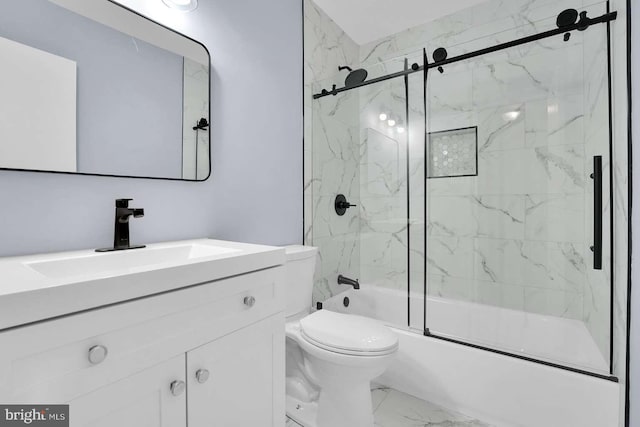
(423, 331, 619, 382)
(312, 10, 618, 100)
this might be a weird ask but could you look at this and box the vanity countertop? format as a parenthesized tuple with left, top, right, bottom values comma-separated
(0, 239, 285, 331)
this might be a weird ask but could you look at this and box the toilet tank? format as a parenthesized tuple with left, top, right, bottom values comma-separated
(283, 245, 318, 319)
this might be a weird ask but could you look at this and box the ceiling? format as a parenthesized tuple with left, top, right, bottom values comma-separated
(312, 0, 490, 45)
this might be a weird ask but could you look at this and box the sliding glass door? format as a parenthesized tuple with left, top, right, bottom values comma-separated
(422, 3, 612, 375)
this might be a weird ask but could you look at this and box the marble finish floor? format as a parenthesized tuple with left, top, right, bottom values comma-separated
(286, 385, 493, 427)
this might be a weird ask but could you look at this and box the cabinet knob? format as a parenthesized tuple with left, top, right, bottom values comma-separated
(243, 296, 256, 308)
(88, 345, 108, 365)
(170, 380, 186, 396)
(195, 369, 210, 384)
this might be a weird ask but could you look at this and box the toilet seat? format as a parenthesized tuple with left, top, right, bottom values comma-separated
(301, 333, 398, 356)
(299, 310, 399, 356)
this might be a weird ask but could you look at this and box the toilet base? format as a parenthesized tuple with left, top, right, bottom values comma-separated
(285, 316, 396, 427)
(287, 381, 375, 427)
(287, 395, 318, 427)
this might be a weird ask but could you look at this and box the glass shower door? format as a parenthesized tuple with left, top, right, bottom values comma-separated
(423, 3, 612, 375)
(309, 54, 421, 329)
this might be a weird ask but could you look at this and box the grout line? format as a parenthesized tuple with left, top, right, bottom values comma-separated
(371, 385, 393, 412)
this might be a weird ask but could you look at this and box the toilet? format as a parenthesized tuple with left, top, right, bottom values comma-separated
(284, 245, 399, 427)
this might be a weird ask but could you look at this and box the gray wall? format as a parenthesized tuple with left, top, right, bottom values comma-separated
(631, 1, 639, 425)
(0, 0, 185, 178)
(0, 0, 303, 256)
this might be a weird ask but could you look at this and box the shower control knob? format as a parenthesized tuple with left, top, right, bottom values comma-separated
(335, 194, 357, 216)
(195, 369, 210, 384)
(244, 296, 256, 307)
(88, 345, 108, 365)
(170, 380, 186, 396)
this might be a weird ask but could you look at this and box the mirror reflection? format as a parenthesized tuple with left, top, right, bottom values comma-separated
(0, 0, 210, 180)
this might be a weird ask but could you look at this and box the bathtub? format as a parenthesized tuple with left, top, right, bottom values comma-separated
(323, 286, 620, 427)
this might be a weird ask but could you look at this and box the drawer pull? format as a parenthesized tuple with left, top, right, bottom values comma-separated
(170, 380, 186, 396)
(88, 345, 108, 365)
(195, 369, 210, 384)
(243, 296, 256, 308)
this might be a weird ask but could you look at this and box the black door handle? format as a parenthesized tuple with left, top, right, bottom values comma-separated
(590, 156, 603, 270)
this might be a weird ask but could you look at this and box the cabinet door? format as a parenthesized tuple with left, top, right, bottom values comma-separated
(68, 355, 186, 427)
(0, 267, 284, 406)
(187, 315, 285, 427)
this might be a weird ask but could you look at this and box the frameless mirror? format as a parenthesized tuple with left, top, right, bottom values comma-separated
(0, 0, 210, 180)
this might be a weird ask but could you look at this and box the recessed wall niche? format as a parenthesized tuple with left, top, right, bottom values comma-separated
(427, 126, 478, 178)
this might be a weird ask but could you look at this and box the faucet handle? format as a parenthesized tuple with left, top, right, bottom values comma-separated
(116, 198, 133, 208)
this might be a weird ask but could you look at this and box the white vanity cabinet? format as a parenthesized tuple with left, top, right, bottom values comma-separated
(187, 315, 284, 426)
(65, 355, 188, 427)
(0, 265, 285, 427)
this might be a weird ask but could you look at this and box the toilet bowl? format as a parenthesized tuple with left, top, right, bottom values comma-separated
(283, 245, 399, 427)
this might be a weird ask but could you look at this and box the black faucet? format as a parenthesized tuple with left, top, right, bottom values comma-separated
(96, 199, 145, 252)
(337, 275, 360, 290)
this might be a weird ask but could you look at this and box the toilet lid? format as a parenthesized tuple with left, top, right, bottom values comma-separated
(300, 310, 398, 354)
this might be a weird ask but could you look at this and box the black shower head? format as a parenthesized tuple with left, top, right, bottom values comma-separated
(339, 65, 368, 87)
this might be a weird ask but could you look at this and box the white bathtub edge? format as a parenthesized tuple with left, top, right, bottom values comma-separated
(376, 327, 620, 427)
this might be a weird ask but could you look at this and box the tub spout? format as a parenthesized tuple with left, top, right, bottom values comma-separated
(337, 275, 360, 290)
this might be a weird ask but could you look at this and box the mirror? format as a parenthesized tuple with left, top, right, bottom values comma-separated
(0, 0, 210, 181)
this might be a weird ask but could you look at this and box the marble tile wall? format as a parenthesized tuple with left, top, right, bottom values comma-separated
(357, 59, 410, 294)
(359, 0, 600, 67)
(353, 30, 605, 329)
(305, 0, 629, 422)
(304, 0, 608, 318)
(357, 58, 427, 328)
(304, 0, 626, 380)
(304, 0, 360, 303)
(421, 23, 613, 358)
(352, 1, 614, 348)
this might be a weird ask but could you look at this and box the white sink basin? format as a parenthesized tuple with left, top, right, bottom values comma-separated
(26, 243, 241, 279)
(0, 239, 285, 331)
